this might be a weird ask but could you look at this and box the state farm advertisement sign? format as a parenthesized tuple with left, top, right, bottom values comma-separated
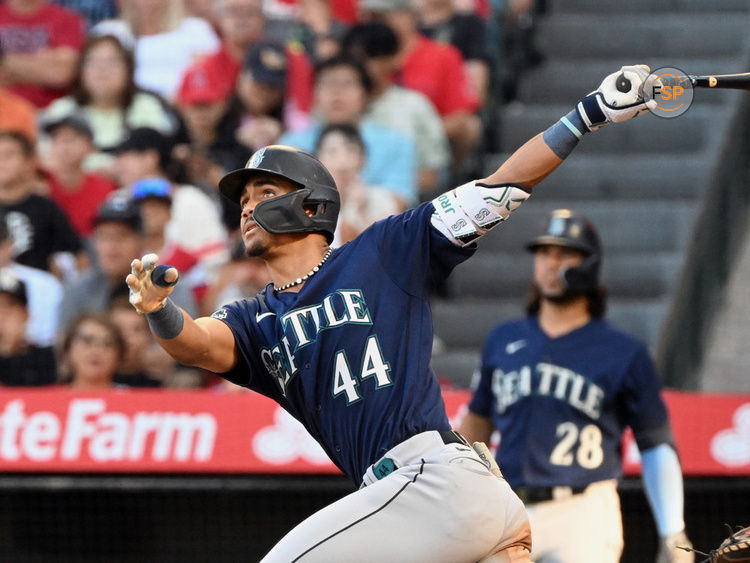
(0, 390, 338, 473)
(0, 389, 747, 475)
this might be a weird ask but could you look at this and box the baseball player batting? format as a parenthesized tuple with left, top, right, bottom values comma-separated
(127, 64, 657, 562)
(459, 210, 693, 563)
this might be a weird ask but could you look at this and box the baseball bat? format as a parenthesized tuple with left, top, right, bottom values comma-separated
(688, 72, 750, 90)
(151, 264, 179, 287)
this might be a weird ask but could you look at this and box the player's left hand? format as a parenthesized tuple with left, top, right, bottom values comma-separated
(577, 64, 655, 131)
(656, 529, 695, 563)
(126, 253, 179, 314)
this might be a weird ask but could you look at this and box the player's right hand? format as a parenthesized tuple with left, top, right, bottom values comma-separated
(577, 64, 656, 131)
(126, 253, 179, 314)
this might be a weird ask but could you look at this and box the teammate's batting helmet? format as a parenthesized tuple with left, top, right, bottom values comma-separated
(526, 209, 602, 293)
(219, 145, 340, 243)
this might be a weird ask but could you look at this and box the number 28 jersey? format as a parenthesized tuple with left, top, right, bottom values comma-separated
(213, 203, 475, 484)
(468, 317, 671, 488)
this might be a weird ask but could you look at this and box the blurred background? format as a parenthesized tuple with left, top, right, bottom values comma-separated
(0, 0, 748, 561)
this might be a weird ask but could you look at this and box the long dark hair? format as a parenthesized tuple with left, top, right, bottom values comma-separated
(71, 35, 137, 109)
(59, 313, 126, 382)
(525, 284, 608, 318)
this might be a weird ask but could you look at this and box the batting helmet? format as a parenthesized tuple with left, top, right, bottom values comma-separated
(526, 209, 602, 293)
(219, 145, 340, 243)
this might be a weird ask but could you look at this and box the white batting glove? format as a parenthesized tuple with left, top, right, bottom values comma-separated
(577, 64, 655, 131)
(656, 530, 694, 563)
(126, 253, 179, 314)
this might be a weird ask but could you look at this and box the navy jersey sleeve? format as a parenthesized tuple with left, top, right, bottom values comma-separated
(370, 202, 475, 295)
(467, 327, 498, 417)
(619, 344, 673, 450)
(209, 299, 279, 400)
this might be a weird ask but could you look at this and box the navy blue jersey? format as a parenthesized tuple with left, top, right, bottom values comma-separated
(468, 317, 670, 488)
(213, 202, 474, 484)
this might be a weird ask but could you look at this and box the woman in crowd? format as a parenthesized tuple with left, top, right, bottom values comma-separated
(92, 0, 220, 101)
(39, 34, 183, 174)
(59, 313, 125, 390)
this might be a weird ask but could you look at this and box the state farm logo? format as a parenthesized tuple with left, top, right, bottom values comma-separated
(252, 407, 329, 465)
(711, 403, 750, 467)
(0, 398, 216, 463)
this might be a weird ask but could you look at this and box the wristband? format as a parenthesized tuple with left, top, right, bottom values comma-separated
(146, 298, 184, 340)
(542, 109, 588, 159)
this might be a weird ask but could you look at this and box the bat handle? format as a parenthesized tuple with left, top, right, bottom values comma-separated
(151, 264, 179, 287)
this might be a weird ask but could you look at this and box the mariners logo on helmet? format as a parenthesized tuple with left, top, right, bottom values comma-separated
(249, 147, 267, 168)
(218, 145, 340, 243)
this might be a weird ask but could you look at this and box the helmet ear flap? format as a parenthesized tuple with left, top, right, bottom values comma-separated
(560, 252, 601, 293)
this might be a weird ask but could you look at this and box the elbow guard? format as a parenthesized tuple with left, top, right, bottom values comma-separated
(431, 180, 531, 246)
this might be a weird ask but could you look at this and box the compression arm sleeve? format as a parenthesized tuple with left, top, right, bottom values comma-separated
(641, 443, 686, 537)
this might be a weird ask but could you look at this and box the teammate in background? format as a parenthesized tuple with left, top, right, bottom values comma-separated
(458, 209, 693, 563)
(127, 65, 657, 561)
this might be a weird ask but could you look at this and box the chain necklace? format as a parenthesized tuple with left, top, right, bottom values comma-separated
(273, 248, 333, 292)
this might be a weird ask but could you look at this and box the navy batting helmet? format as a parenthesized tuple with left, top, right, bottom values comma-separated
(526, 209, 602, 293)
(219, 145, 340, 243)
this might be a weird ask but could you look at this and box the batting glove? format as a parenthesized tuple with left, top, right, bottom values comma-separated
(656, 529, 695, 563)
(126, 253, 179, 314)
(577, 64, 656, 131)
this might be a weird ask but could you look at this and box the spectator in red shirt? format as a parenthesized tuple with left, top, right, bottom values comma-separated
(40, 114, 117, 238)
(182, 0, 266, 103)
(0, 0, 85, 108)
(359, 0, 482, 174)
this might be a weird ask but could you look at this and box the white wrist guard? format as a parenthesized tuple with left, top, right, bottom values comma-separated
(431, 180, 531, 246)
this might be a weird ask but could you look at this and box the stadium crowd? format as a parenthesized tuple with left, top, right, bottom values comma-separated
(0, 0, 542, 389)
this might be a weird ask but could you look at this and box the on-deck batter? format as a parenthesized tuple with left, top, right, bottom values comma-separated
(459, 210, 693, 563)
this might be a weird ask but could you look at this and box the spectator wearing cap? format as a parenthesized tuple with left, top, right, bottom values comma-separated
(173, 64, 251, 213)
(58, 195, 198, 331)
(131, 177, 222, 312)
(358, 0, 482, 176)
(40, 113, 117, 238)
(131, 178, 173, 258)
(342, 22, 450, 197)
(232, 41, 289, 153)
(0, 44, 38, 141)
(113, 127, 230, 297)
(279, 55, 417, 206)
(0, 210, 63, 348)
(0, 268, 57, 386)
(0, 131, 86, 276)
(39, 34, 184, 174)
(0, 0, 85, 108)
(91, 0, 220, 101)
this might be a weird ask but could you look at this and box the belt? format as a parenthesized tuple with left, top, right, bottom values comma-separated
(362, 430, 470, 487)
(513, 485, 587, 504)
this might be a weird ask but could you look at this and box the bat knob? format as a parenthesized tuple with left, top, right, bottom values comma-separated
(151, 264, 179, 287)
(615, 73, 631, 93)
